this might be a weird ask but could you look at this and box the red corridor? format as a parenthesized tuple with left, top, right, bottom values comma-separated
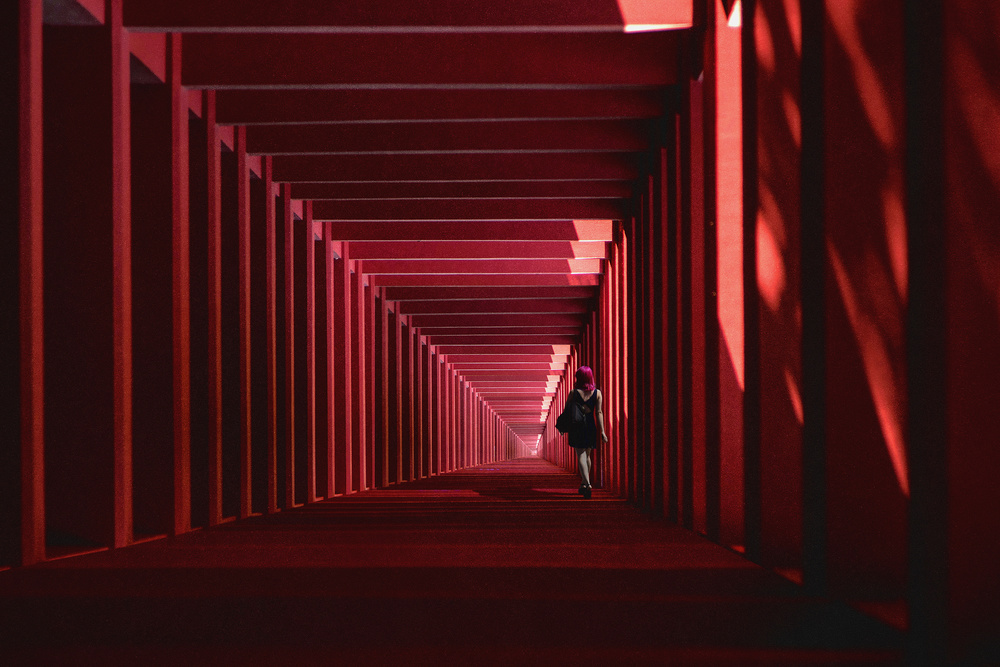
(3, 1, 1000, 664)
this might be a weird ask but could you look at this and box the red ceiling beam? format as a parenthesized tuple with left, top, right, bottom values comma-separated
(452, 372, 565, 378)
(182, 33, 678, 88)
(126, 0, 693, 32)
(320, 220, 614, 242)
(247, 120, 650, 155)
(371, 274, 601, 287)
(399, 299, 589, 315)
(370, 273, 601, 287)
(410, 313, 585, 328)
(450, 365, 566, 371)
(361, 259, 602, 276)
(428, 335, 578, 345)
(293, 182, 632, 201)
(292, 180, 632, 203)
(273, 153, 638, 182)
(216, 89, 665, 124)
(445, 354, 570, 362)
(472, 383, 558, 389)
(417, 327, 581, 336)
(314, 199, 625, 221)
(383, 286, 597, 300)
(438, 345, 571, 354)
(457, 376, 561, 382)
(488, 404, 551, 408)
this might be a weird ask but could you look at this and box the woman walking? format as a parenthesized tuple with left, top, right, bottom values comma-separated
(566, 366, 608, 499)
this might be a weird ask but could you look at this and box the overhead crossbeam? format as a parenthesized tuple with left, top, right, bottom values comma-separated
(126, 0, 693, 33)
(295, 182, 632, 201)
(216, 89, 666, 125)
(361, 259, 602, 276)
(324, 220, 614, 241)
(315, 198, 624, 221)
(246, 120, 651, 155)
(276, 153, 638, 182)
(183, 33, 679, 88)
(382, 285, 598, 300)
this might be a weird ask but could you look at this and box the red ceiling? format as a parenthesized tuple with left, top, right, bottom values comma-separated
(120, 0, 691, 440)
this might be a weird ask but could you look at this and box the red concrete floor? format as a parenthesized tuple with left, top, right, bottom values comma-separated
(0, 458, 901, 665)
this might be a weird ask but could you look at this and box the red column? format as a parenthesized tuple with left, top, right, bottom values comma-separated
(334, 240, 353, 495)
(400, 317, 414, 482)
(204, 91, 223, 524)
(310, 225, 331, 500)
(300, 202, 317, 503)
(714, 0, 746, 552)
(168, 35, 192, 535)
(281, 183, 296, 508)
(364, 281, 377, 490)
(351, 261, 366, 492)
(431, 350, 441, 475)
(12, 0, 45, 566)
(452, 370, 460, 471)
(236, 126, 252, 518)
(388, 306, 402, 483)
(317, 232, 340, 498)
(744, 0, 803, 568)
(412, 329, 423, 479)
(42, 3, 133, 549)
(618, 227, 629, 496)
(130, 33, 189, 539)
(443, 364, 452, 472)
(264, 160, 279, 514)
(419, 337, 430, 478)
(286, 202, 315, 505)
(626, 216, 639, 503)
(688, 59, 709, 537)
(377, 290, 390, 487)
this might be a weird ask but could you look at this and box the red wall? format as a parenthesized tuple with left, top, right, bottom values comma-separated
(944, 2, 1000, 656)
(822, 0, 908, 602)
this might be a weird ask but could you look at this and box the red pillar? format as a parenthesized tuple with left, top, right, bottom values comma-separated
(364, 281, 377, 490)
(419, 337, 431, 478)
(443, 364, 452, 472)
(688, 50, 709, 538)
(400, 317, 414, 481)
(412, 329, 423, 479)
(130, 33, 189, 539)
(712, 0, 744, 551)
(431, 350, 442, 475)
(351, 261, 366, 491)
(9, 0, 45, 566)
(263, 160, 279, 514)
(42, 4, 133, 550)
(377, 289, 390, 487)
(204, 91, 223, 525)
(298, 202, 316, 503)
(281, 183, 296, 507)
(333, 240, 353, 495)
(388, 305, 402, 483)
(168, 35, 192, 535)
(235, 126, 252, 518)
(316, 232, 340, 498)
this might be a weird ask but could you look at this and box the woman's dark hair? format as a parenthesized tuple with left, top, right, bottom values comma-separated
(575, 365, 595, 392)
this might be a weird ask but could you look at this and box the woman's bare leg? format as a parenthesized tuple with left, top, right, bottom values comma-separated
(578, 448, 591, 487)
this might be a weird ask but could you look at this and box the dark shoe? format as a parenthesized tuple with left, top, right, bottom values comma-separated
(583, 486, 592, 499)
(578, 485, 586, 495)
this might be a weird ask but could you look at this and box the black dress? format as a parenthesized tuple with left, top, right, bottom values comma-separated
(567, 389, 599, 450)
